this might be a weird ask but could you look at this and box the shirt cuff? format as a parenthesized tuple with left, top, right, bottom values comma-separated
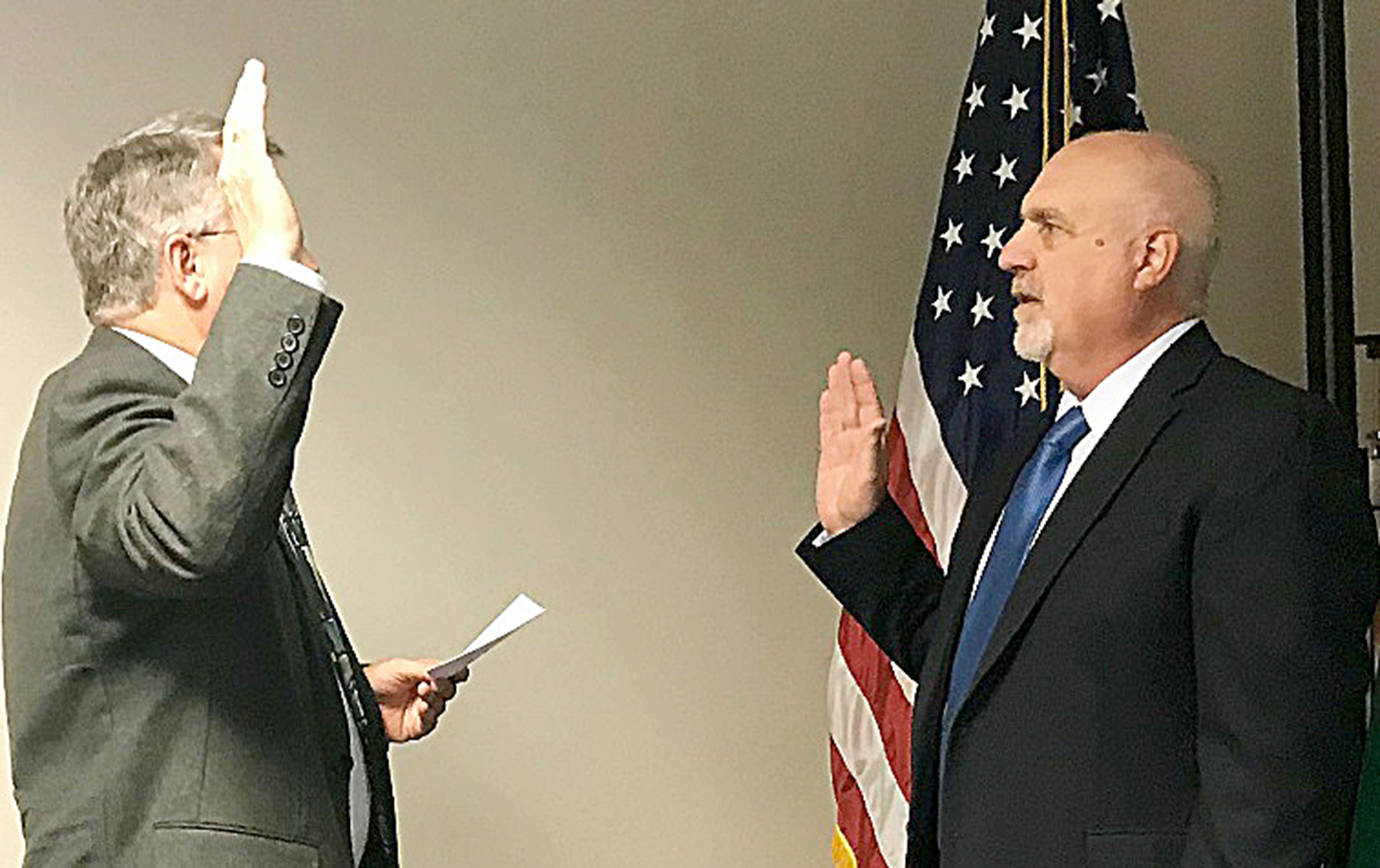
(240, 254, 328, 294)
(812, 528, 835, 548)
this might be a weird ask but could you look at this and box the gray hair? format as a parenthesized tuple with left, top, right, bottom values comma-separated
(63, 110, 282, 324)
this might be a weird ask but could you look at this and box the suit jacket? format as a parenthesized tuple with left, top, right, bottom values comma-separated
(3, 265, 396, 867)
(799, 324, 1379, 867)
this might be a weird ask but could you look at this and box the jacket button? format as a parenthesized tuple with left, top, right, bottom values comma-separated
(286, 314, 306, 335)
(268, 369, 288, 388)
(274, 351, 293, 370)
(280, 333, 299, 353)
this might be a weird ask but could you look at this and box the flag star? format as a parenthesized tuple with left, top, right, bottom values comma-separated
(970, 292, 995, 327)
(1015, 371, 1040, 407)
(1097, 0, 1122, 22)
(1086, 62, 1108, 94)
(958, 360, 985, 395)
(992, 153, 1018, 188)
(965, 82, 987, 117)
(953, 151, 975, 184)
(1128, 91, 1143, 114)
(981, 223, 1007, 258)
(931, 286, 954, 320)
(1002, 84, 1031, 119)
(978, 14, 996, 46)
(1013, 13, 1042, 49)
(940, 218, 965, 251)
(1062, 102, 1083, 127)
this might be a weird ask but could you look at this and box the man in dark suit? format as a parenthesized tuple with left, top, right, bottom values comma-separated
(798, 131, 1379, 867)
(3, 61, 462, 867)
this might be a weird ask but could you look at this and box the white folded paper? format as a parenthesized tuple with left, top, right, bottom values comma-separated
(427, 593, 546, 681)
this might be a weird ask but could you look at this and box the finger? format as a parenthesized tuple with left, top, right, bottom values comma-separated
(818, 390, 833, 438)
(222, 59, 267, 155)
(827, 352, 859, 427)
(436, 677, 457, 701)
(850, 357, 886, 428)
(391, 659, 434, 681)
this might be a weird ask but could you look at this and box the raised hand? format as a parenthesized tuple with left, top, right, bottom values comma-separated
(816, 351, 889, 535)
(217, 59, 306, 264)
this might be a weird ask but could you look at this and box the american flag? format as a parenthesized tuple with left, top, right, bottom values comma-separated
(826, 3, 1144, 866)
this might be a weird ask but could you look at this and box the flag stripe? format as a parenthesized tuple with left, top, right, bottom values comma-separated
(894, 333, 967, 569)
(830, 737, 892, 868)
(826, 6, 1143, 864)
(829, 644, 909, 868)
(838, 613, 913, 800)
(884, 415, 935, 559)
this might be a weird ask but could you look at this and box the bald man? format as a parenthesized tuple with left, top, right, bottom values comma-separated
(798, 132, 1379, 867)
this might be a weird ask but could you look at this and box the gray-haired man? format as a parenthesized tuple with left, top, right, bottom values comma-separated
(3, 61, 461, 867)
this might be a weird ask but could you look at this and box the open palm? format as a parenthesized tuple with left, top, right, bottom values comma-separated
(816, 351, 888, 534)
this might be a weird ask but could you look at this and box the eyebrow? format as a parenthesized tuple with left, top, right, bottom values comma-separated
(1022, 205, 1072, 227)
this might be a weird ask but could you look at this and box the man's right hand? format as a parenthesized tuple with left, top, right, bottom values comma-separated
(218, 59, 307, 265)
(816, 351, 888, 535)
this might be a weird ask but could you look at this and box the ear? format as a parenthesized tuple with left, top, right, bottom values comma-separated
(1132, 228, 1180, 293)
(162, 234, 208, 305)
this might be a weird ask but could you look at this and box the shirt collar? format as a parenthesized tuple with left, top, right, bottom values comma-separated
(110, 327, 198, 384)
(1055, 318, 1200, 436)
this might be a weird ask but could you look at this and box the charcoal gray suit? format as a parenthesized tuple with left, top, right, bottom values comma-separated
(3, 265, 396, 867)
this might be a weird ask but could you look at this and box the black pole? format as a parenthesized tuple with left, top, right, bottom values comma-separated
(1296, 0, 1357, 429)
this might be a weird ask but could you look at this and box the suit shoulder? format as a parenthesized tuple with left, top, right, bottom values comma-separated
(33, 334, 180, 473)
(1185, 352, 1354, 462)
(44, 332, 181, 410)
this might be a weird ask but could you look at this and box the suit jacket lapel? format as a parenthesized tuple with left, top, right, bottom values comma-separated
(917, 412, 1053, 721)
(966, 323, 1220, 698)
(934, 417, 1048, 645)
(907, 409, 1054, 855)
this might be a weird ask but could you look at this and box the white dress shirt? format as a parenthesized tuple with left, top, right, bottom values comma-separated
(967, 318, 1200, 598)
(813, 319, 1201, 590)
(112, 256, 370, 867)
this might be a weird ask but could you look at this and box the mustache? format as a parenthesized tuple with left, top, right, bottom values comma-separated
(1011, 279, 1041, 303)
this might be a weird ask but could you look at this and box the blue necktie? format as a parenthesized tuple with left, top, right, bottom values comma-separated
(940, 407, 1089, 776)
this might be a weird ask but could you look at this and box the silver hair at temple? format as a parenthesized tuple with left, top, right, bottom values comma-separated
(62, 110, 282, 324)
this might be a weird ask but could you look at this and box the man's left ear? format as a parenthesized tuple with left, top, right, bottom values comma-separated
(165, 234, 209, 306)
(1132, 228, 1180, 293)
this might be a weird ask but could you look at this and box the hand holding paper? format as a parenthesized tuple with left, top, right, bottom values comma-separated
(428, 593, 546, 682)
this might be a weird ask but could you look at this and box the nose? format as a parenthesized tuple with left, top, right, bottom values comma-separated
(998, 222, 1032, 274)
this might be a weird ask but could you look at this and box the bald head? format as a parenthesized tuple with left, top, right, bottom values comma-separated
(1056, 131, 1221, 315)
(999, 130, 1224, 396)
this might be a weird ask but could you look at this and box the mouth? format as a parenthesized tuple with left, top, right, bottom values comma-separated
(1013, 290, 1041, 306)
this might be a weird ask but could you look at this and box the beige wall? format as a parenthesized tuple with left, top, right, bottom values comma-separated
(0, 2, 1374, 865)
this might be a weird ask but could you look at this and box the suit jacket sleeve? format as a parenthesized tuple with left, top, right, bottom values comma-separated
(796, 497, 947, 680)
(1181, 401, 1378, 865)
(60, 265, 342, 597)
